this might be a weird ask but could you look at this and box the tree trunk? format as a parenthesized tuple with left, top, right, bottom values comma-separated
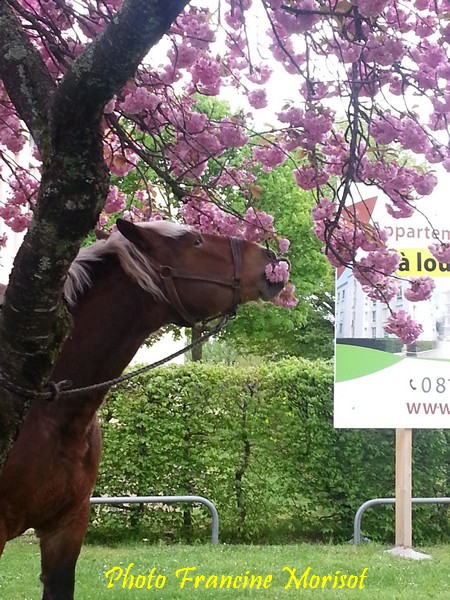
(0, 0, 191, 472)
(191, 324, 205, 362)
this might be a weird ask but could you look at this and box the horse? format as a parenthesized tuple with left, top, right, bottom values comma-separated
(0, 218, 286, 599)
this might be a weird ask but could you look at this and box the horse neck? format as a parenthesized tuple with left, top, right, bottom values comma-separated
(50, 256, 175, 425)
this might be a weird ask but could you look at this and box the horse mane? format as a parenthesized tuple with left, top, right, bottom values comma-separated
(65, 221, 192, 307)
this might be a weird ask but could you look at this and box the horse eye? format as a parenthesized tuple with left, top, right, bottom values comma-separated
(194, 237, 203, 247)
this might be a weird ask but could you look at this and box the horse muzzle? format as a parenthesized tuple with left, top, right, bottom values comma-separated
(260, 257, 291, 301)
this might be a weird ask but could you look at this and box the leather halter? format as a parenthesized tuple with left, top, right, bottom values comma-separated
(147, 236, 243, 327)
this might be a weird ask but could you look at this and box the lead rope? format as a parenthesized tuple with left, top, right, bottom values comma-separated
(0, 314, 231, 402)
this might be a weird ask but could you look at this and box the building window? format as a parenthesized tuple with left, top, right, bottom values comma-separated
(372, 327, 377, 338)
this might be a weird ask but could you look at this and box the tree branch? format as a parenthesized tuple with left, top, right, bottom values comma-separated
(0, 1, 55, 154)
(51, 0, 190, 137)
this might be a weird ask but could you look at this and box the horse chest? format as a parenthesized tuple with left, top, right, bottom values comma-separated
(0, 408, 101, 537)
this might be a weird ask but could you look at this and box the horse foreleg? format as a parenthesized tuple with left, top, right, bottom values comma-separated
(0, 522, 6, 556)
(36, 501, 90, 600)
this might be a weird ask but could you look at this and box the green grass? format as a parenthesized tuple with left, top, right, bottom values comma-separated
(2, 536, 450, 599)
(335, 345, 403, 382)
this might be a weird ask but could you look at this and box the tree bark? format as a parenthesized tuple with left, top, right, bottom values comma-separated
(191, 324, 205, 362)
(0, 0, 191, 471)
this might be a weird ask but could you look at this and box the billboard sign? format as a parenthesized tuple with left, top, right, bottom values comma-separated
(334, 195, 450, 428)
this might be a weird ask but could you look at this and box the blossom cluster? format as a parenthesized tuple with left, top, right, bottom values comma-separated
(384, 311, 424, 345)
(265, 260, 290, 284)
(0, 169, 37, 233)
(404, 277, 435, 302)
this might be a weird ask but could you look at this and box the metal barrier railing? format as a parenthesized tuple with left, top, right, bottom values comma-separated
(353, 497, 450, 544)
(90, 494, 219, 544)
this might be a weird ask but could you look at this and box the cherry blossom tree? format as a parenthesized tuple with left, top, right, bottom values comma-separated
(0, 0, 449, 467)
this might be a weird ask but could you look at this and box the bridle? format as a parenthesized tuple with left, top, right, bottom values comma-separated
(146, 236, 243, 327)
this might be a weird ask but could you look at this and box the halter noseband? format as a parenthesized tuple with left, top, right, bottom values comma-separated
(147, 236, 243, 327)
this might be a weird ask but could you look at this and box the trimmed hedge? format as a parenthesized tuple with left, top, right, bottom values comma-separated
(337, 338, 404, 353)
(91, 358, 450, 544)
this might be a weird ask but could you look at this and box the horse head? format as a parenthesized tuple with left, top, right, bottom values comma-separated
(116, 218, 287, 326)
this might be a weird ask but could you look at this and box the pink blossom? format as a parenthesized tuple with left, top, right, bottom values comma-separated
(425, 143, 447, 164)
(265, 260, 290, 284)
(294, 166, 328, 190)
(302, 108, 334, 145)
(0, 204, 32, 233)
(277, 106, 304, 127)
(354, 251, 401, 291)
(6, 170, 39, 207)
(181, 197, 240, 237)
(184, 112, 208, 134)
(120, 87, 159, 115)
(215, 165, 256, 187)
(364, 35, 405, 66)
(0, 108, 27, 153)
(429, 243, 450, 263)
(312, 198, 335, 222)
(384, 311, 423, 345)
(278, 238, 290, 253)
(104, 97, 116, 114)
(420, 43, 445, 69)
(272, 0, 319, 34)
(242, 208, 274, 242)
(247, 89, 267, 109)
(357, 0, 389, 17)
(398, 118, 430, 154)
(371, 114, 401, 145)
(168, 44, 199, 69)
(362, 278, 398, 302)
(191, 56, 221, 95)
(404, 277, 435, 302)
(323, 225, 361, 267)
(104, 186, 126, 214)
(252, 145, 286, 170)
(335, 40, 362, 63)
(171, 8, 215, 49)
(413, 172, 437, 196)
(272, 283, 299, 308)
(246, 65, 272, 85)
(218, 119, 248, 148)
(385, 196, 414, 219)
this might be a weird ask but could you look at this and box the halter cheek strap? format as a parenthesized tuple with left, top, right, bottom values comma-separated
(148, 236, 243, 327)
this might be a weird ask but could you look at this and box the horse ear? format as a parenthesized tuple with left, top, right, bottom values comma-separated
(116, 218, 147, 248)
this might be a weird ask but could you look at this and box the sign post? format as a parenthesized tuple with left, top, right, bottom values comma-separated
(395, 428, 412, 548)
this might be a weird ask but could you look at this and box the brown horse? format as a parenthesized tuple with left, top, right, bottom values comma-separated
(0, 218, 285, 599)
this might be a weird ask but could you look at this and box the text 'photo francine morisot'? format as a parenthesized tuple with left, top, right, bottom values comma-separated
(334, 177, 450, 429)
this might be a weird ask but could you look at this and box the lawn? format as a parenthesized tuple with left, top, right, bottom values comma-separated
(1, 536, 450, 599)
